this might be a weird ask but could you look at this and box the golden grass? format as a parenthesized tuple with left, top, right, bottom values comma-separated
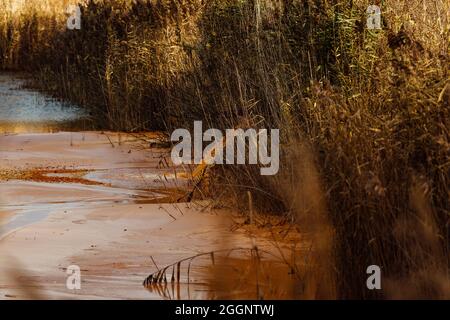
(0, 0, 448, 299)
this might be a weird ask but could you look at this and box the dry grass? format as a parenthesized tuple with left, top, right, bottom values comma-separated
(0, 0, 449, 299)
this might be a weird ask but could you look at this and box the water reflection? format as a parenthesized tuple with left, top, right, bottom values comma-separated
(0, 120, 94, 134)
(0, 73, 89, 133)
(144, 249, 297, 300)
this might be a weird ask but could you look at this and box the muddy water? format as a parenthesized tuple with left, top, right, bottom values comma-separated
(0, 74, 244, 300)
(0, 74, 176, 298)
(0, 181, 167, 239)
(0, 73, 90, 133)
(0, 73, 291, 300)
(0, 73, 108, 236)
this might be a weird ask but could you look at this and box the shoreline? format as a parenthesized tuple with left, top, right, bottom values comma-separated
(0, 131, 298, 299)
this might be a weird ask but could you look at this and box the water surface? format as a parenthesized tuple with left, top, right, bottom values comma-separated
(0, 73, 89, 133)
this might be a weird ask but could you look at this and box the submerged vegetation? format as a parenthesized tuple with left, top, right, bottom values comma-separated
(0, 0, 449, 299)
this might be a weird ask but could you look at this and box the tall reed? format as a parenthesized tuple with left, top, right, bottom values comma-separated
(0, 0, 448, 298)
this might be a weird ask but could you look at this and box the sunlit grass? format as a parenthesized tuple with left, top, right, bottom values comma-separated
(0, 0, 448, 299)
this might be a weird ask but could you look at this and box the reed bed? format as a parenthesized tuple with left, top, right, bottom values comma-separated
(0, 0, 448, 299)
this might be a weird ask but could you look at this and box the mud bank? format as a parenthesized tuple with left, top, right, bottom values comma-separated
(0, 132, 300, 299)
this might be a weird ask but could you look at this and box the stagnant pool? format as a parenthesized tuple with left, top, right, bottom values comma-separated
(0, 73, 89, 133)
